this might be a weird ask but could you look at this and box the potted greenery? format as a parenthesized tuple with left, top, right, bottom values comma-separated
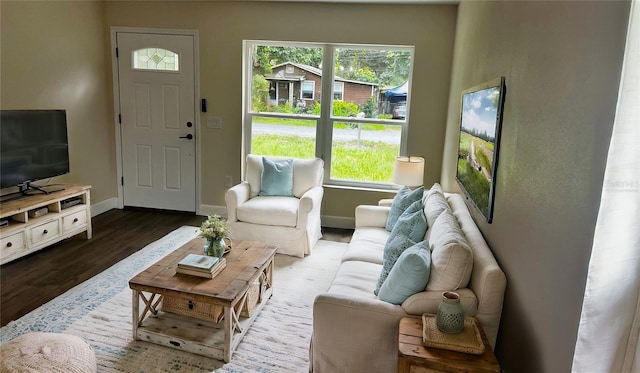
(200, 214, 231, 257)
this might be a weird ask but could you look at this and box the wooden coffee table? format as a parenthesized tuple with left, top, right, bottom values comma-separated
(129, 238, 277, 362)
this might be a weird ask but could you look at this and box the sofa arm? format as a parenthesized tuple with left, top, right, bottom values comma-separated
(355, 205, 390, 228)
(311, 293, 405, 373)
(378, 198, 394, 207)
(297, 186, 323, 227)
(224, 182, 250, 222)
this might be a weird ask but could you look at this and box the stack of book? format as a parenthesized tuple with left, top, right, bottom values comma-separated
(176, 254, 226, 279)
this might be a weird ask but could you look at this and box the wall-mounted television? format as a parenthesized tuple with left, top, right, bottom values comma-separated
(0, 110, 70, 194)
(455, 77, 506, 223)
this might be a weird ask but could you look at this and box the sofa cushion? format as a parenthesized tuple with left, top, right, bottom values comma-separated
(378, 241, 431, 305)
(329, 260, 384, 300)
(341, 227, 388, 264)
(426, 209, 473, 291)
(385, 186, 424, 231)
(236, 196, 298, 227)
(259, 157, 293, 197)
(423, 189, 450, 229)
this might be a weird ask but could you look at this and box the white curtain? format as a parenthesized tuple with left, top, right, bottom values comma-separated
(572, 1, 640, 372)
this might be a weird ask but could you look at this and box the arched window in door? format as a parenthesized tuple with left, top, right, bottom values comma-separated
(132, 48, 179, 71)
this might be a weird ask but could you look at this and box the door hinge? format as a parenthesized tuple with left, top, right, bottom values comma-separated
(116, 47, 119, 58)
(118, 114, 122, 124)
(121, 177, 124, 186)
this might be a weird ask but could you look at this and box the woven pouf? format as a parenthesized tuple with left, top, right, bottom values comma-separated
(0, 332, 96, 373)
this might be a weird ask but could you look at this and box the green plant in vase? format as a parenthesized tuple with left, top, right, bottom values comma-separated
(200, 214, 231, 258)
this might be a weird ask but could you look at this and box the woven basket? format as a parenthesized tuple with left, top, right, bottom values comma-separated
(239, 279, 260, 317)
(422, 313, 485, 355)
(162, 296, 224, 323)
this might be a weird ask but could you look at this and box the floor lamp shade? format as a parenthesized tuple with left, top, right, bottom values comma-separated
(393, 156, 424, 187)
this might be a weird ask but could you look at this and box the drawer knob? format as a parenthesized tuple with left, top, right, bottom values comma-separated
(188, 300, 194, 310)
(6, 242, 12, 248)
(43, 229, 48, 234)
(73, 218, 79, 223)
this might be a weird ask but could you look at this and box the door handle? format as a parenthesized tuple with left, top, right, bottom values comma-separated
(179, 134, 193, 140)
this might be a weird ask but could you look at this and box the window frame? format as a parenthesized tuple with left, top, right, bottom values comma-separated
(333, 81, 344, 100)
(243, 40, 414, 190)
(301, 81, 315, 100)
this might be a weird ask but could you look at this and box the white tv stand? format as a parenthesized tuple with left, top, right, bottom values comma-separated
(0, 184, 92, 265)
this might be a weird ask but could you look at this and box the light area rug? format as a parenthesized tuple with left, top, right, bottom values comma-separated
(0, 226, 348, 372)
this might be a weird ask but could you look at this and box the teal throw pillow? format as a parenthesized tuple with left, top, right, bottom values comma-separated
(387, 200, 427, 244)
(386, 186, 425, 231)
(259, 157, 293, 197)
(378, 241, 431, 305)
(374, 201, 427, 296)
(374, 234, 416, 296)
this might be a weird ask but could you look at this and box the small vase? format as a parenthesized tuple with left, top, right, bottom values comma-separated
(436, 291, 465, 334)
(204, 238, 225, 258)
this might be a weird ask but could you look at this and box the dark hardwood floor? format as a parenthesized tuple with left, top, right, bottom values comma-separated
(0, 208, 352, 327)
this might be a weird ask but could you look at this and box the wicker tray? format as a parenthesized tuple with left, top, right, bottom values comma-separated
(422, 313, 485, 355)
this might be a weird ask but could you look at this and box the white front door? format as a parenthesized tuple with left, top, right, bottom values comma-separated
(116, 32, 196, 212)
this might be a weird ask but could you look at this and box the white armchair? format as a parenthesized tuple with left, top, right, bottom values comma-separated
(225, 154, 324, 258)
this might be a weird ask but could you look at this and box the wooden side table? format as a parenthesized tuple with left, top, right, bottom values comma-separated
(398, 316, 500, 373)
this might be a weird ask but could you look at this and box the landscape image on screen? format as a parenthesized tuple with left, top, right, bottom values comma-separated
(456, 82, 502, 219)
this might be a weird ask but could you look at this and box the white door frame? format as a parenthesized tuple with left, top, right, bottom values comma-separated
(110, 27, 201, 214)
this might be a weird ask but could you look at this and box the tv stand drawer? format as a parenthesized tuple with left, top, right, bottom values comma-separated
(29, 219, 61, 245)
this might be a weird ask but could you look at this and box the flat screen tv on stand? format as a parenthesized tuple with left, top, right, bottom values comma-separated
(0, 110, 70, 200)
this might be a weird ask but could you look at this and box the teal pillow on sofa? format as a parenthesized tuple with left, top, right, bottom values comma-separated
(385, 186, 424, 231)
(374, 200, 427, 295)
(386, 200, 427, 243)
(378, 241, 431, 305)
(259, 157, 293, 197)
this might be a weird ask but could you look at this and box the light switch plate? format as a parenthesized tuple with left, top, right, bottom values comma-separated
(207, 117, 222, 129)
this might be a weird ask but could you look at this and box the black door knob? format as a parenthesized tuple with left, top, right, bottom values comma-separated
(179, 134, 193, 140)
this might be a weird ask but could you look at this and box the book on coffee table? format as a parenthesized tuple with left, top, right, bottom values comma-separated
(176, 257, 227, 279)
(178, 254, 219, 271)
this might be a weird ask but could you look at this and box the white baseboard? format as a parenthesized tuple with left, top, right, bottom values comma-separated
(91, 197, 118, 217)
(198, 204, 227, 218)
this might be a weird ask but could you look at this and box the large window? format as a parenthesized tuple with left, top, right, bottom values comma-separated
(244, 41, 413, 188)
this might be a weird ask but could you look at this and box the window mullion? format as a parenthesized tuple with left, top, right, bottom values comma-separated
(318, 45, 335, 182)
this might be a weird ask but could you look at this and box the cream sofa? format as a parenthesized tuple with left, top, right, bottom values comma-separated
(310, 186, 506, 372)
(225, 154, 324, 258)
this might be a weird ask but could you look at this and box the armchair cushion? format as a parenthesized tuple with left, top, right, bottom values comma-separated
(378, 241, 431, 305)
(259, 157, 293, 197)
(236, 196, 298, 227)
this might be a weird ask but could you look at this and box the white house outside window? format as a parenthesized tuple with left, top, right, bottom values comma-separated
(244, 40, 414, 188)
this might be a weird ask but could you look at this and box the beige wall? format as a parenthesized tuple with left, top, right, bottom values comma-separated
(1, 1, 117, 205)
(442, 1, 630, 372)
(103, 1, 457, 218)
